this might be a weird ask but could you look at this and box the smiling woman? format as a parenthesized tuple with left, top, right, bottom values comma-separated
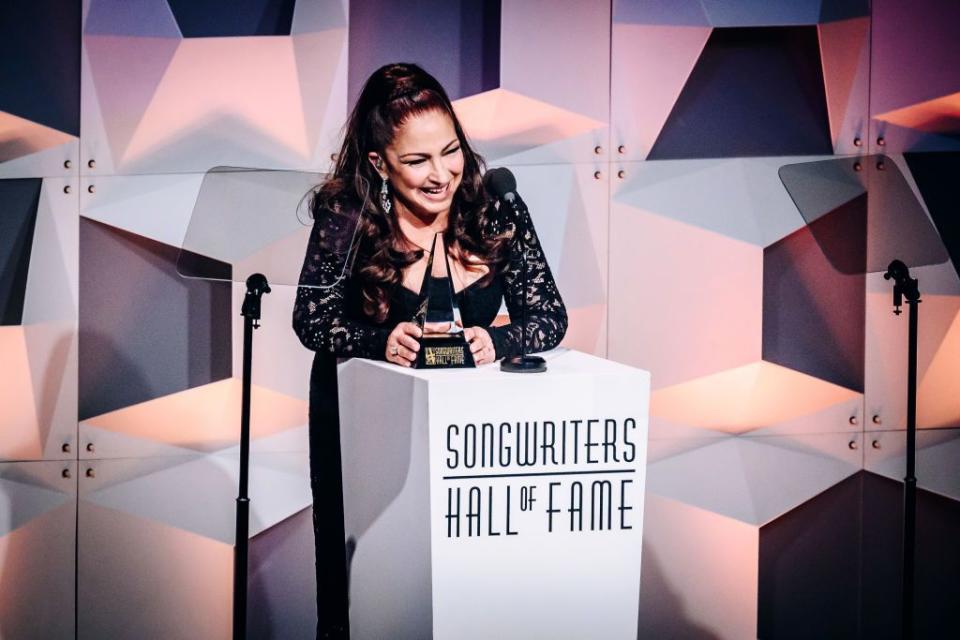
(372, 110, 464, 217)
(292, 62, 567, 638)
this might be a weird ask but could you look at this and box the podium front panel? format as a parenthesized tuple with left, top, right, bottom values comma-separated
(339, 349, 650, 640)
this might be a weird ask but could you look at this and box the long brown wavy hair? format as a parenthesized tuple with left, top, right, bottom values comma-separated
(312, 63, 509, 322)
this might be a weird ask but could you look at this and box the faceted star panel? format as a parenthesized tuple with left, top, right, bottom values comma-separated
(905, 152, 960, 279)
(0, 2, 80, 136)
(649, 27, 833, 159)
(860, 153, 960, 431)
(613, 2, 870, 160)
(246, 507, 317, 638)
(167, 0, 298, 37)
(873, 92, 960, 139)
(611, 21, 712, 162)
(870, 0, 960, 153)
(78, 217, 232, 420)
(865, 428, 960, 501)
(77, 452, 311, 638)
(646, 435, 861, 526)
(0, 177, 78, 462)
(0, 113, 76, 168)
(453, 90, 606, 164)
(348, 0, 500, 103)
(650, 362, 861, 436)
(0, 2, 80, 177)
(81, 378, 308, 458)
(639, 433, 861, 638)
(0, 179, 41, 325)
(763, 221, 866, 392)
(818, 16, 871, 155)
(610, 157, 834, 392)
(0, 461, 77, 639)
(349, 0, 610, 165)
(81, 0, 348, 174)
(757, 472, 864, 639)
(760, 471, 960, 639)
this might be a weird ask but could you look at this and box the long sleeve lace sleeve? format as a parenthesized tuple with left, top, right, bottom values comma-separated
(292, 213, 390, 359)
(487, 205, 568, 359)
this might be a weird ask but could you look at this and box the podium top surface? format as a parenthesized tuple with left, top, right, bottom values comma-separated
(340, 348, 650, 383)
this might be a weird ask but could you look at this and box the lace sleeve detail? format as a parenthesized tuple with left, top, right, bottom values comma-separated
(292, 213, 390, 358)
(487, 205, 568, 358)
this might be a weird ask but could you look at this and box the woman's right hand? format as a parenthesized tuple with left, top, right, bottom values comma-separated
(386, 322, 422, 367)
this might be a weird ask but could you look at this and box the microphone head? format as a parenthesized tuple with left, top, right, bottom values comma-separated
(483, 167, 517, 199)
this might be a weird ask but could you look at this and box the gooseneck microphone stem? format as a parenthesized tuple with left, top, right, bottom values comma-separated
(483, 167, 547, 374)
(499, 194, 546, 373)
(520, 208, 529, 358)
(235, 273, 271, 640)
(883, 259, 919, 640)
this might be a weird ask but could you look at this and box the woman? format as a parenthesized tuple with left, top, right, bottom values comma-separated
(293, 63, 566, 638)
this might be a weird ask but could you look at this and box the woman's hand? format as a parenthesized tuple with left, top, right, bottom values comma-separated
(386, 322, 422, 367)
(464, 326, 496, 365)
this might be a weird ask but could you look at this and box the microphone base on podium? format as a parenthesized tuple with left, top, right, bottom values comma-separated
(500, 354, 546, 373)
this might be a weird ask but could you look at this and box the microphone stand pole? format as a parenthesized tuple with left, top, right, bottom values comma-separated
(883, 259, 920, 640)
(500, 197, 546, 373)
(234, 273, 271, 640)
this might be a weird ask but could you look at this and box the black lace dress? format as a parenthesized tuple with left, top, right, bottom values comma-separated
(292, 203, 567, 638)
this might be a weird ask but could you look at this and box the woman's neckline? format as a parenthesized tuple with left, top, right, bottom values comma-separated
(397, 275, 485, 298)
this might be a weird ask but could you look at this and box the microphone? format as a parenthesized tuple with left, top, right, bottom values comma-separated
(484, 167, 518, 201)
(484, 167, 530, 223)
(483, 167, 547, 373)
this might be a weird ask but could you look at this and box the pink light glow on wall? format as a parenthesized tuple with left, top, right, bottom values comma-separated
(82, 378, 307, 452)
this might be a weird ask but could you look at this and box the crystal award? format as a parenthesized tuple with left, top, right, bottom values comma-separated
(412, 233, 475, 369)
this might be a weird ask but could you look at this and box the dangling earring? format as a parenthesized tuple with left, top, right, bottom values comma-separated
(379, 175, 392, 214)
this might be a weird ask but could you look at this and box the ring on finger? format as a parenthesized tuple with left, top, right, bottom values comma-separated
(390, 345, 399, 356)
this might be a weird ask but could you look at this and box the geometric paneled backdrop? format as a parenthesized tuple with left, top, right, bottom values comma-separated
(1, 0, 958, 638)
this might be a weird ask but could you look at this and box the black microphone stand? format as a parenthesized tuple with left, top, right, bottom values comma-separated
(499, 195, 546, 373)
(882, 259, 920, 640)
(234, 272, 270, 640)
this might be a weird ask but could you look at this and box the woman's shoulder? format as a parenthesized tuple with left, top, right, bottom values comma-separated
(311, 197, 363, 255)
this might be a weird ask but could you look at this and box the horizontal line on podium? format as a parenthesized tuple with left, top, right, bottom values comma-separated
(443, 469, 636, 480)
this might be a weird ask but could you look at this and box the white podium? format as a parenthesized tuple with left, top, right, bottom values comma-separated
(337, 348, 650, 640)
